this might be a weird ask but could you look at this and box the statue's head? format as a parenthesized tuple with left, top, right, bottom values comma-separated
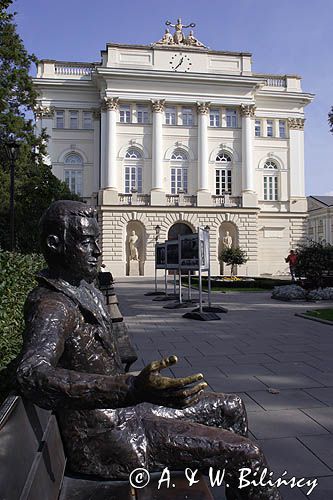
(226, 231, 230, 236)
(39, 200, 101, 283)
(131, 230, 136, 236)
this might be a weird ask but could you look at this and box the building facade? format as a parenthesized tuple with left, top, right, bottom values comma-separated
(33, 21, 313, 277)
(307, 196, 333, 244)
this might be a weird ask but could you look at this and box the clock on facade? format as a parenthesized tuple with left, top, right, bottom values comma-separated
(169, 53, 192, 72)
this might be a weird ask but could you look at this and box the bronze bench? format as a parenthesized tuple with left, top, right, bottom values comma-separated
(0, 395, 214, 500)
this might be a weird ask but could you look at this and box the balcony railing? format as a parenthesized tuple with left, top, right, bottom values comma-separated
(212, 195, 241, 207)
(118, 193, 150, 206)
(166, 193, 197, 207)
(54, 63, 94, 77)
(255, 74, 287, 89)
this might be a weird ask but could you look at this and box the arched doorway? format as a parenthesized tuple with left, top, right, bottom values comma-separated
(168, 222, 193, 240)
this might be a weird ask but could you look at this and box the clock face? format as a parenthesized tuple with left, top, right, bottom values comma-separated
(169, 53, 192, 72)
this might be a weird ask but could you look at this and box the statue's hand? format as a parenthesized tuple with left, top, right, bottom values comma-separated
(133, 355, 207, 408)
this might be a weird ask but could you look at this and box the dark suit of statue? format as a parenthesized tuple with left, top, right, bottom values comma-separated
(16, 201, 281, 500)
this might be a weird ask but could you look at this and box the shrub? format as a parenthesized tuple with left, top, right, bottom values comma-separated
(0, 250, 44, 368)
(219, 246, 248, 275)
(295, 241, 333, 289)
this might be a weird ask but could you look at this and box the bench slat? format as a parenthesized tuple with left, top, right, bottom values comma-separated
(60, 476, 134, 500)
(20, 415, 66, 500)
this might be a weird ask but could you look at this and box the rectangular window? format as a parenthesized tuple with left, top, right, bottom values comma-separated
(267, 120, 273, 137)
(137, 105, 149, 124)
(83, 111, 93, 129)
(124, 166, 142, 193)
(263, 176, 278, 201)
(226, 109, 238, 128)
(120, 105, 131, 123)
(215, 169, 232, 195)
(171, 167, 188, 194)
(255, 120, 261, 137)
(69, 111, 79, 129)
(56, 110, 64, 128)
(210, 109, 220, 127)
(64, 170, 83, 196)
(279, 120, 286, 138)
(165, 107, 176, 125)
(182, 107, 193, 126)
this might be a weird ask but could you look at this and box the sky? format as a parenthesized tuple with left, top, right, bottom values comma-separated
(12, 0, 333, 195)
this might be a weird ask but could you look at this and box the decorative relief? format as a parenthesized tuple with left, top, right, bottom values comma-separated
(196, 102, 211, 114)
(151, 99, 165, 113)
(34, 104, 55, 118)
(154, 18, 207, 48)
(287, 118, 305, 130)
(102, 97, 119, 111)
(92, 108, 101, 120)
(240, 104, 256, 117)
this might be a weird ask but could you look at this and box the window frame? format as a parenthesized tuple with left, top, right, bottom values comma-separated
(226, 109, 238, 128)
(119, 105, 131, 124)
(69, 110, 79, 129)
(165, 107, 176, 125)
(83, 111, 93, 129)
(55, 110, 65, 129)
(209, 109, 220, 127)
(181, 107, 194, 127)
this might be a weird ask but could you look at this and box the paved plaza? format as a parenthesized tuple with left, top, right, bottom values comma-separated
(116, 277, 333, 499)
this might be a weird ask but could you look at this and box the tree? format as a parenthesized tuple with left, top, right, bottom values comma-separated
(219, 246, 248, 276)
(295, 241, 333, 289)
(0, 0, 78, 253)
(329, 106, 333, 134)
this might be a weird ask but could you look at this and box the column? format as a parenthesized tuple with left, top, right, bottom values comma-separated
(240, 104, 257, 207)
(151, 99, 165, 205)
(196, 102, 211, 206)
(288, 117, 307, 212)
(101, 97, 119, 204)
(92, 108, 101, 193)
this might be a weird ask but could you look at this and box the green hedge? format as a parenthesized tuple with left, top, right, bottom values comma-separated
(0, 250, 44, 369)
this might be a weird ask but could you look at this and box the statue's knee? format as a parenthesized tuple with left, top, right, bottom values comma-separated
(228, 393, 246, 413)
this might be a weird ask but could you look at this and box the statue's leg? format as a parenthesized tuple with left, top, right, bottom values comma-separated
(148, 392, 248, 437)
(143, 416, 282, 500)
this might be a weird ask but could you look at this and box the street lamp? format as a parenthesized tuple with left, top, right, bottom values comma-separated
(4, 137, 20, 251)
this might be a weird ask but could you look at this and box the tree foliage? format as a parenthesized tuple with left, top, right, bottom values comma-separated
(0, 0, 78, 253)
(295, 241, 333, 289)
(219, 246, 248, 275)
(329, 106, 333, 134)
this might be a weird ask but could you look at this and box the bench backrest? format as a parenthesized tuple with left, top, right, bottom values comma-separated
(0, 395, 65, 500)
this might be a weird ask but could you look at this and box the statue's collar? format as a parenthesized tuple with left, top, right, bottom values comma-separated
(37, 270, 110, 325)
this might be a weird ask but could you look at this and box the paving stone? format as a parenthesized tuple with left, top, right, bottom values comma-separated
(298, 435, 333, 469)
(255, 374, 323, 390)
(301, 408, 333, 432)
(227, 353, 278, 364)
(304, 388, 333, 405)
(258, 437, 332, 478)
(249, 389, 326, 411)
(237, 392, 265, 412)
(249, 410, 329, 439)
(207, 375, 268, 393)
(221, 364, 275, 376)
(301, 476, 333, 500)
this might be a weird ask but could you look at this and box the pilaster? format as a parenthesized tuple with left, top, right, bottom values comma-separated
(240, 104, 257, 207)
(196, 102, 211, 206)
(151, 99, 165, 205)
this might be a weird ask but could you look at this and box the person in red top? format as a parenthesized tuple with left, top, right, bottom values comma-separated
(285, 249, 298, 281)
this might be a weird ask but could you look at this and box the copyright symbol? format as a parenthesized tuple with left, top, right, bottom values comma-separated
(129, 468, 150, 488)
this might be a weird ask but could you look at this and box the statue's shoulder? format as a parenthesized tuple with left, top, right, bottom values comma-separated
(24, 281, 76, 315)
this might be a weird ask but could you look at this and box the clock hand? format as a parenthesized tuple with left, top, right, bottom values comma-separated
(174, 57, 184, 70)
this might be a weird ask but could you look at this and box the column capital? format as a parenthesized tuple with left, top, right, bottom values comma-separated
(196, 101, 211, 114)
(240, 104, 256, 117)
(34, 104, 55, 118)
(287, 117, 305, 130)
(151, 99, 165, 112)
(102, 97, 119, 111)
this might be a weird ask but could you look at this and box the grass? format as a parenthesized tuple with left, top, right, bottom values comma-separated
(305, 309, 333, 322)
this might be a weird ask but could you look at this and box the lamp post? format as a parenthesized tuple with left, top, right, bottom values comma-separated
(155, 224, 161, 242)
(4, 138, 20, 251)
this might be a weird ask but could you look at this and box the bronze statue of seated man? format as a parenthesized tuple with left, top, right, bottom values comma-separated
(16, 200, 281, 500)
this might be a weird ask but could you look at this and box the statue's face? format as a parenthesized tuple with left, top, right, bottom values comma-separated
(63, 216, 101, 282)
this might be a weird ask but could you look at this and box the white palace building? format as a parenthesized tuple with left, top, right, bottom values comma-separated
(33, 19, 314, 277)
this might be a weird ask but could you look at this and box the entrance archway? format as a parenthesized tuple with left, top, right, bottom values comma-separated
(168, 222, 193, 240)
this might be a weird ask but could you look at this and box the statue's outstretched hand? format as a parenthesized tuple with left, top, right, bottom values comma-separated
(134, 355, 207, 408)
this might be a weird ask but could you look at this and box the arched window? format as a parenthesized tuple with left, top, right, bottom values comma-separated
(170, 149, 188, 194)
(263, 160, 278, 200)
(124, 147, 143, 193)
(215, 151, 232, 195)
(171, 149, 188, 161)
(64, 152, 83, 196)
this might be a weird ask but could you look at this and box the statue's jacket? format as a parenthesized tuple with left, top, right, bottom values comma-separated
(16, 272, 147, 478)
